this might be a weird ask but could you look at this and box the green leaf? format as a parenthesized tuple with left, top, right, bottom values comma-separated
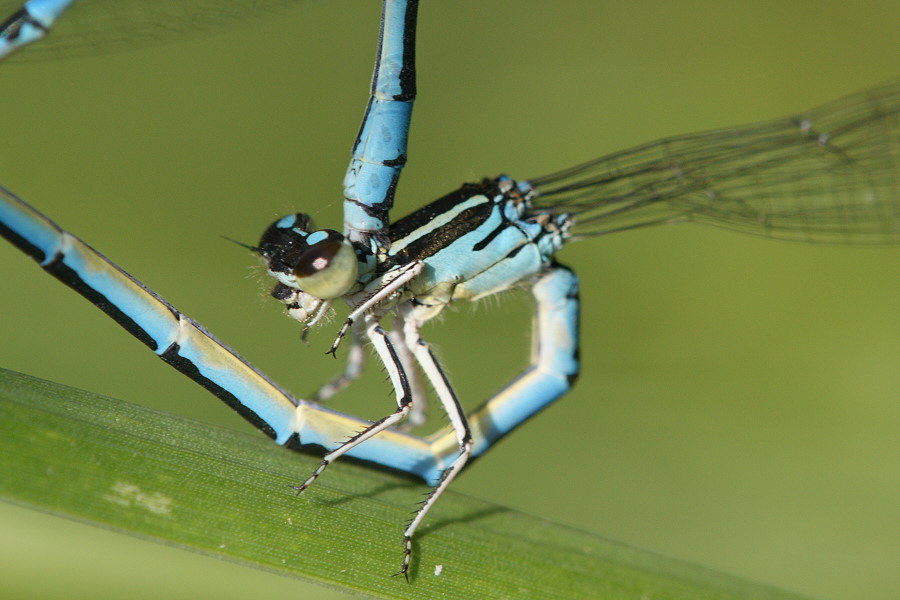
(0, 368, 812, 599)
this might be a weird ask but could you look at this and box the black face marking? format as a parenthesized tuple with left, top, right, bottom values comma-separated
(270, 283, 295, 301)
(257, 214, 314, 275)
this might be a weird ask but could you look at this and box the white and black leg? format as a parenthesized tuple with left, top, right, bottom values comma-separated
(311, 313, 428, 429)
(328, 260, 423, 355)
(293, 313, 415, 493)
(396, 312, 472, 578)
(389, 315, 427, 428)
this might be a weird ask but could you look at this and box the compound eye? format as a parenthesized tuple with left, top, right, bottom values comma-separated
(292, 230, 358, 299)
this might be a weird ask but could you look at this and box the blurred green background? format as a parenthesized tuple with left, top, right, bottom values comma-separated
(0, 1, 898, 598)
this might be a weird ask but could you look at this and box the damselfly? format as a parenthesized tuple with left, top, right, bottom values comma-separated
(1, 0, 900, 592)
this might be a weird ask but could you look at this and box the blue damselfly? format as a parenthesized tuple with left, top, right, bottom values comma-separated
(1, 1, 900, 596)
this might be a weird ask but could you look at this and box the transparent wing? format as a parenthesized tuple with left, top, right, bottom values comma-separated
(529, 80, 900, 244)
(0, 0, 302, 61)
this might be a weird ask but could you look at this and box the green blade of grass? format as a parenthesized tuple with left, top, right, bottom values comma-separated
(0, 368, 812, 599)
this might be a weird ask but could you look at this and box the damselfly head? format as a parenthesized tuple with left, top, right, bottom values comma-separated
(258, 213, 359, 301)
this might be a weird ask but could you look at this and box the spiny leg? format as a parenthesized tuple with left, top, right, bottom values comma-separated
(328, 260, 423, 355)
(293, 314, 415, 493)
(395, 312, 472, 578)
(388, 315, 427, 428)
(311, 314, 428, 429)
(391, 266, 578, 574)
